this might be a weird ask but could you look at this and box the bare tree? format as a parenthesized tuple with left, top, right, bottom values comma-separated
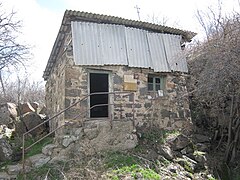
(188, 3, 240, 165)
(0, 3, 30, 97)
(145, 13, 180, 28)
(146, 13, 169, 26)
(0, 75, 45, 104)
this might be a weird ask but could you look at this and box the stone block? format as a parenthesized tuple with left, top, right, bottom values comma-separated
(161, 109, 171, 118)
(0, 172, 17, 179)
(65, 98, 71, 107)
(65, 68, 80, 79)
(113, 74, 123, 84)
(65, 80, 72, 87)
(144, 103, 152, 108)
(65, 89, 81, 97)
(84, 128, 99, 140)
(139, 87, 147, 96)
(0, 138, 13, 161)
(168, 134, 191, 151)
(6, 164, 22, 175)
(167, 82, 175, 89)
(178, 110, 184, 118)
(62, 135, 79, 147)
(64, 108, 81, 119)
(26, 154, 50, 168)
(42, 144, 58, 156)
(126, 113, 133, 117)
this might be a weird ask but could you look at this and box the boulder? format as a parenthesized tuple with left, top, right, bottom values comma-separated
(62, 135, 79, 147)
(39, 105, 47, 115)
(30, 102, 39, 112)
(176, 155, 197, 173)
(0, 138, 13, 161)
(168, 134, 191, 151)
(195, 143, 209, 152)
(193, 134, 210, 143)
(0, 172, 17, 179)
(6, 164, 22, 175)
(0, 103, 17, 126)
(145, 149, 158, 160)
(180, 144, 194, 155)
(26, 153, 50, 168)
(15, 112, 46, 137)
(42, 143, 57, 156)
(157, 145, 174, 160)
(18, 102, 36, 116)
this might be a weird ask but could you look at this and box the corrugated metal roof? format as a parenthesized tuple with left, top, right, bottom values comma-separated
(146, 33, 171, 72)
(43, 10, 195, 80)
(65, 10, 196, 41)
(125, 27, 152, 68)
(71, 22, 187, 73)
(72, 22, 102, 65)
(162, 34, 188, 72)
(72, 22, 128, 66)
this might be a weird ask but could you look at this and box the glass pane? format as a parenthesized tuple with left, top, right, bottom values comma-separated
(148, 76, 153, 83)
(156, 84, 161, 90)
(155, 78, 160, 83)
(148, 84, 153, 91)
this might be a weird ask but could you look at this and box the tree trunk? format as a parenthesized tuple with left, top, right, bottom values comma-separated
(225, 96, 234, 162)
(0, 70, 6, 98)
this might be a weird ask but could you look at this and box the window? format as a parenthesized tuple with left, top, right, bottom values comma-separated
(147, 75, 165, 92)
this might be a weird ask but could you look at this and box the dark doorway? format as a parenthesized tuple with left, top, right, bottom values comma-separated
(90, 73, 109, 118)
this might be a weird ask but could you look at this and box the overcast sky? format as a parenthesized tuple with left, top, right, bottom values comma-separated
(1, 0, 239, 82)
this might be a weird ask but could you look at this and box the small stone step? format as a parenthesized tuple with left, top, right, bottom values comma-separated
(42, 143, 57, 156)
(26, 153, 50, 168)
(6, 164, 22, 175)
(0, 171, 17, 179)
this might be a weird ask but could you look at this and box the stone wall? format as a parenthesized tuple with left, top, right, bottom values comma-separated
(45, 53, 67, 133)
(63, 61, 192, 128)
(45, 49, 192, 154)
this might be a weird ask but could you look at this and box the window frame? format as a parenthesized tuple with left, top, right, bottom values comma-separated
(147, 75, 165, 92)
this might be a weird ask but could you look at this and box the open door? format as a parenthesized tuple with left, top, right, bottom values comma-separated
(90, 73, 109, 118)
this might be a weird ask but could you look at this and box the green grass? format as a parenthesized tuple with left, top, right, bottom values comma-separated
(105, 151, 140, 169)
(140, 128, 180, 144)
(0, 160, 14, 171)
(108, 164, 161, 180)
(10, 136, 53, 160)
(24, 137, 53, 158)
(104, 151, 160, 180)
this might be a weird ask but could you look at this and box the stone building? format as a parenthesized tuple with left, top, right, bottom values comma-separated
(43, 10, 195, 154)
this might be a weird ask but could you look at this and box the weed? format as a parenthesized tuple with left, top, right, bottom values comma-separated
(104, 151, 160, 179)
(105, 151, 140, 169)
(207, 175, 217, 180)
(184, 163, 194, 174)
(108, 164, 160, 180)
(140, 128, 180, 144)
(134, 144, 145, 153)
(10, 136, 53, 160)
(17, 161, 69, 180)
(193, 150, 206, 156)
(156, 158, 170, 166)
(0, 160, 14, 171)
(25, 137, 53, 158)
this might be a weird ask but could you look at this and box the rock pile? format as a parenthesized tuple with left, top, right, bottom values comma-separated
(0, 102, 49, 163)
(135, 126, 212, 179)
